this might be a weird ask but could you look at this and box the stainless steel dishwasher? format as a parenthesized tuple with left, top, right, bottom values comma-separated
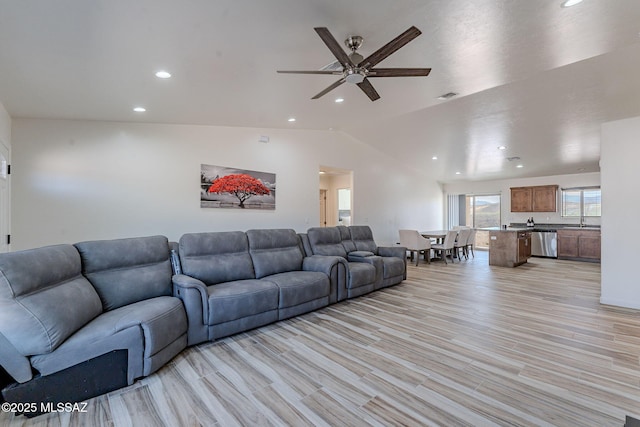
(531, 231, 557, 258)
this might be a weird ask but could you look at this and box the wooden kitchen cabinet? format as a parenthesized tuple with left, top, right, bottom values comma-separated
(532, 185, 557, 212)
(518, 233, 532, 262)
(557, 228, 601, 262)
(510, 187, 532, 212)
(510, 185, 558, 212)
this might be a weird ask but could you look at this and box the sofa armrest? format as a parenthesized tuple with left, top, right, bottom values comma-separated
(172, 274, 209, 345)
(378, 246, 405, 259)
(0, 332, 33, 383)
(302, 255, 348, 304)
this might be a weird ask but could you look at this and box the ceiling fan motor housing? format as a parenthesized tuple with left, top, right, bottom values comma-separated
(345, 68, 366, 84)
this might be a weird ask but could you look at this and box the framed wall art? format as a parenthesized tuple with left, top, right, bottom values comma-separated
(200, 164, 276, 210)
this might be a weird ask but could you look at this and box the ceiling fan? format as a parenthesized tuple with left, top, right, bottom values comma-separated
(277, 26, 431, 101)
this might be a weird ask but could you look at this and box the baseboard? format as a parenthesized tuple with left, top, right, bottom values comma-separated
(600, 297, 640, 310)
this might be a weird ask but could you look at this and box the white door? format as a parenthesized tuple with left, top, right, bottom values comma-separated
(0, 140, 10, 253)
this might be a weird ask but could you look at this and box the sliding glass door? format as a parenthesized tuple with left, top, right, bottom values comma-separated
(465, 194, 501, 249)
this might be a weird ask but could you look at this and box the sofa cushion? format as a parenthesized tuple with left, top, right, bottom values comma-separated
(348, 225, 379, 253)
(207, 279, 279, 325)
(264, 271, 330, 308)
(0, 244, 102, 356)
(346, 262, 377, 289)
(179, 231, 255, 285)
(30, 296, 186, 379)
(246, 229, 304, 279)
(337, 225, 357, 253)
(307, 227, 348, 257)
(75, 235, 173, 311)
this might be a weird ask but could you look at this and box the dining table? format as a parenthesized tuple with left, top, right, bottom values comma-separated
(420, 230, 450, 244)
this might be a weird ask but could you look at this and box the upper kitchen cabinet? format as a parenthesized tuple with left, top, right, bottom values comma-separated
(510, 185, 558, 212)
(510, 187, 532, 212)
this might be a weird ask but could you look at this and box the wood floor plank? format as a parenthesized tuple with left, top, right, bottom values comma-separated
(3, 251, 640, 426)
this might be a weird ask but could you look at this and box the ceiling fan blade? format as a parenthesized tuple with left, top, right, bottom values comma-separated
(277, 70, 341, 75)
(312, 78, 346, 99)
(357, 78, 381, 101)
(368, 68, 431, 77)
(314, 27, 354, 69)
(360, 26, 422, 69)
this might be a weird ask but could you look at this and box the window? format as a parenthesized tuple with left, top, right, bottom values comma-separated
(561, 187, 601, 217)
(465, 194, 501, 228)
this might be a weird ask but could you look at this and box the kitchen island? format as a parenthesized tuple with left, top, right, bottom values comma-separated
(488, 228, 532, 267)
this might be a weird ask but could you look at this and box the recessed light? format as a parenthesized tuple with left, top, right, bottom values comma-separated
(288, 117, 296, 122)
(432, 156, 438, 160)
(516, 164, 524, 168)
(498, 146, 506, 150)
(335, 98, 344, 103)
(155, 70, 172, 79)
(319, 171, 326, 174)
(455, 171, 461, 175)
(561, 0, 583, 7)
(133, 107, 146, 112)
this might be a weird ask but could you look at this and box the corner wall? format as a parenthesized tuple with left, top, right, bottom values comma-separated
(600, 116, 640, 309)
(11, 119, 443, 250)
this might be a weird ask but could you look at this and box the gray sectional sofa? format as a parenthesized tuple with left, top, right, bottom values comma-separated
(0, 225, 404, 415)
(302, 225, 406, 298)
(173, 229, 347, 345)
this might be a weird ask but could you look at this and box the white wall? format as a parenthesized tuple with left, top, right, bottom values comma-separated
(11, 119, 443, 250)
(600, 116, 640, 309)
(443, 172, 601, 227)
(0, 101, 10, 145)
(0, 101, 11, 254)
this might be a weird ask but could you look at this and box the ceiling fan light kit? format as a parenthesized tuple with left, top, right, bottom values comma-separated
(277, 26, 431, 101)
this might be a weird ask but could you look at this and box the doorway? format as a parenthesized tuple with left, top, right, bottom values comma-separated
(0, 139, 10, 253)
(319, 166, 353, 227)
(319, 189, 327, 227)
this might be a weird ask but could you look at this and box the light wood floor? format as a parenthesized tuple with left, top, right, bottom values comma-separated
(3, 251, 640, 426)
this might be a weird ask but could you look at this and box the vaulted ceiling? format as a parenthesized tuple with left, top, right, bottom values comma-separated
(1, 0, 639, 182)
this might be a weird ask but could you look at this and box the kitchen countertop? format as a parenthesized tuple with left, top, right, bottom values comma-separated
(484, 227, 530, 232)
(558, 227, 601, 231)
(509, 223, 601, 232)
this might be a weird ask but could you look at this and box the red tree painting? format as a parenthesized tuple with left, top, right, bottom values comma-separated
(207, 173, 271, 208)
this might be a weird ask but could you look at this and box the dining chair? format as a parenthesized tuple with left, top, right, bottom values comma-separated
(453, 228, 472, 260)
(466, 228, 477, 258)
(398, 229, 432, 266)
(431, 230, 458, 264)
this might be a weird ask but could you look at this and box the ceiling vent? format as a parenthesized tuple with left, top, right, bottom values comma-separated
(506, 156, 521, 162)
(437, 92, 458, 100)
